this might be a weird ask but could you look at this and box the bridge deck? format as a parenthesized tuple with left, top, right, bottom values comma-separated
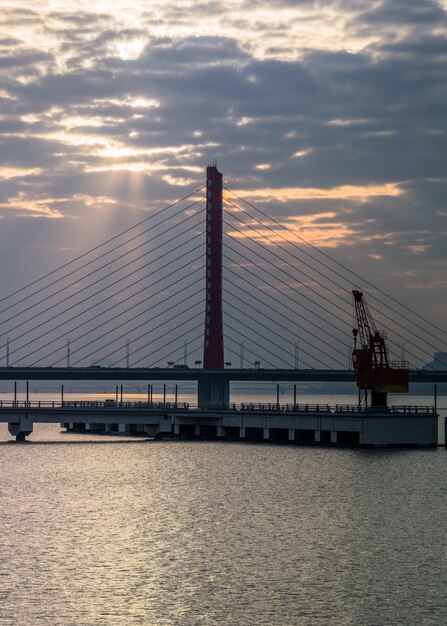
(0, 366, 445, 383)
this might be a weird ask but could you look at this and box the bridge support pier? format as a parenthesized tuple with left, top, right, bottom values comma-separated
(197, 377, 229, 408)
(8, 415, 33, 442)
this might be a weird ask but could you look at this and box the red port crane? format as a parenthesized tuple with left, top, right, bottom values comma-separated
(352, 290, 409, 407)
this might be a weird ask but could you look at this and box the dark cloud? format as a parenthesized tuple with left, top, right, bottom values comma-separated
(0, 50, 53, 69)
(357, 0, 445, 26)
(0, 38, 23, 46)
(140, 36, 249, 67)
(0, 0, 446, 357)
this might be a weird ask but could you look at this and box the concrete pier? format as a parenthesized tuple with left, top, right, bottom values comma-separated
(64, 403, 438, 447)
(197, 377, 229, 408)
(8, 414, 33, 441)
(0, 400, 439, 447)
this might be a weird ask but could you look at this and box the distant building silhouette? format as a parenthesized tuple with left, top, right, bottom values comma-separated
(423, 352, 447, 370)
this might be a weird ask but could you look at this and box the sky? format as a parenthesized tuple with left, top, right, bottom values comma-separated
(0, 0, 446, 368)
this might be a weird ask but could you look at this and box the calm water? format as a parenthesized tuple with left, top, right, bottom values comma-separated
(1, 393, 447, 625)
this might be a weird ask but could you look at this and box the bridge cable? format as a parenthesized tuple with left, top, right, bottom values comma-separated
(224, 200, 352, 316)
(224, 321, 287, 368)
(223, 215, 432, 366)
(0, 186, 205, 305)
(223, 266, 349, 367)
(72, 299, 205, 368)
(0, 210, 203, 335)
(222, 294, 342, 369)
(224, 186, 447, 345)
(224, 273, 346, 367)
(225, 257, 421, 371)
(223, 337, 277, 370)
(25, 272, 205, 366)
(224, 307, 335, 369)
(224, 196, 441, 357)
(12, 250, 204, 365)
(149, 334, 204, 369)
(0, 197, 204, 318)
(1, 226, 204, 349)
(126, 317, 205, 368)
(225, 309, 306, 368)
(5, 239, 205, 364)
(223, 247, 350, 354)
(35, 270, 204, 366)
(51, 282, 204, 367)
(224, 219, 352, 331)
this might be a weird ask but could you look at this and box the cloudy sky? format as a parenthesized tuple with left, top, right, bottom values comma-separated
(0, 0, 446, 368)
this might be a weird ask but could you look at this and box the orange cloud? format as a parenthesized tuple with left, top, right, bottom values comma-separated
(230, 183, 404, 203)
(225, 211, 356, 248)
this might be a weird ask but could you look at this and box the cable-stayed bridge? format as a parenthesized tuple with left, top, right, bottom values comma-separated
(0, 165, 445, 443)
(0, 168, 445, 374)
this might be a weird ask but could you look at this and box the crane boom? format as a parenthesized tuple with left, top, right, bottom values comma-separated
(352, 290, 408, 407)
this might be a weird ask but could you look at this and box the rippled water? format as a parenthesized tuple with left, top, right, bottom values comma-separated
(1, 393, 447, 625)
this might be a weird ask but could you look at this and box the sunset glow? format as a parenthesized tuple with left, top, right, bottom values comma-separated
(232, 184, 404, 203)
(0, 0, 445, 322)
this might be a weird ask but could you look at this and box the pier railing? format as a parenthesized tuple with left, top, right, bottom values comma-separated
(0, 399, 436, 415)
